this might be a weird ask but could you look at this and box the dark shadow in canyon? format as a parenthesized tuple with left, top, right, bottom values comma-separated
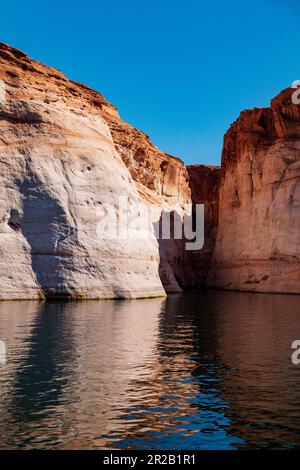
(153, 209, 187, 294)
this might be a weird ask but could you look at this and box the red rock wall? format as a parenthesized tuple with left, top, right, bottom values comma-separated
(207, 88, 300, 293)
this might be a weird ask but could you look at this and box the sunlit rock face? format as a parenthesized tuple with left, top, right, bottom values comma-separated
(0, 42, 165, 299)
(208, 88, 300, 293)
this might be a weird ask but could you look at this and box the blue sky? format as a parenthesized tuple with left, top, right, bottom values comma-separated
(1, 0, 299, 165)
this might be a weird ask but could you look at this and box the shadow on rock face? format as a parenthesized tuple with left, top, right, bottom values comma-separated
(153, 209, 186, 294)
(18, 163, 78, 298)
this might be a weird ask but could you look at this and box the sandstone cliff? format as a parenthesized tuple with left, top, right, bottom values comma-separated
(207, 88, 300, 293)
(0, 42, 166, 299)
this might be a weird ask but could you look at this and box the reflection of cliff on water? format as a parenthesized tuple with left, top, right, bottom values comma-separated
(0, 301, 78, 448)
(107, 293, 243, 450)
(0, 291, 300, 449)
(0, 298, 166, 449)
(210, 291, 300, 449)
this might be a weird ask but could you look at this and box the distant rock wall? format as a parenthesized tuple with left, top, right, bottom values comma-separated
(184, 165, 220, 287)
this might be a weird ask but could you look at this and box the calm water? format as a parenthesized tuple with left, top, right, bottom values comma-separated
(0, 291, 300, 450)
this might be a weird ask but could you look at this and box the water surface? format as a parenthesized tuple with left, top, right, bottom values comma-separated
(0, 291, 300, 449)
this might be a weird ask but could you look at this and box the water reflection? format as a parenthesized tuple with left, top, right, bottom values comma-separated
(0, 291, 299, 449)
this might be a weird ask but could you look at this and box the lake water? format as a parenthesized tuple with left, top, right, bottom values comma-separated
(0, 290, 300, 450)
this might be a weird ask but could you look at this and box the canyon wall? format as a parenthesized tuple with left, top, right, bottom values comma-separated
(0, 42, 165, 299)
(0, 42, 299, 298)
(207, 88, 300, 293)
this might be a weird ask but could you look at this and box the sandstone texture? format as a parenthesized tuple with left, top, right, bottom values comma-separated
(0, 42, 165, 299)
(207, 87, 300, 293)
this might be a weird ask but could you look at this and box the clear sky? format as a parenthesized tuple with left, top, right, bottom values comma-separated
(1, 0, 299, 165)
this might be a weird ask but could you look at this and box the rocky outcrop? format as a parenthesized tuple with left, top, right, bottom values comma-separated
(207, 87, 300, 293)
(0, 42, 165, 299)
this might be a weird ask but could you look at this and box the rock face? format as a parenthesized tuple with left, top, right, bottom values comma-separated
(0, 42, 165, 299)
(208, 87, 300, 293)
